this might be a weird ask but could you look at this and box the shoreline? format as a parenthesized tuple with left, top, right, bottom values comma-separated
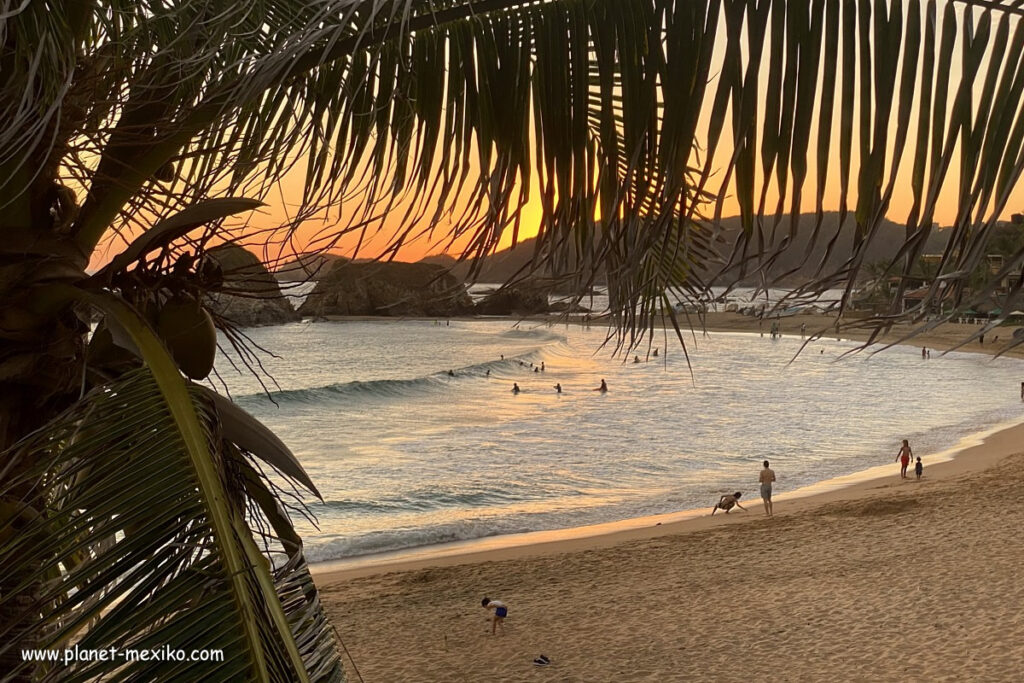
(313, 408, 1024, 586)
(310, 314, 1024, 680)
(310, 314, 1024, 582)
(313, 309, 1024, 358)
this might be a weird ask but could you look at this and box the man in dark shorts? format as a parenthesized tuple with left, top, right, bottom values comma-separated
(711, 492, 746, 515)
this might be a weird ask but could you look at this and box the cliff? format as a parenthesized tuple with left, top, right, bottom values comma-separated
(205, 245, 301, 327)
(274, 253, 349, 282)
(298, 261, 473, 317)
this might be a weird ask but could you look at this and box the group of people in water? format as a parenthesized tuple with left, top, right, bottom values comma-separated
(712, 441, 925, 519)
(511, 378, 606, 394)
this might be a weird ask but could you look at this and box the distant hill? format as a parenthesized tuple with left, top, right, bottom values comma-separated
(712, 213, 951, 285)
(288, 214, 986, 288)
(420, 214, 954, 287)
(420, 237, 580, 285)
(274, 253, 349, 281)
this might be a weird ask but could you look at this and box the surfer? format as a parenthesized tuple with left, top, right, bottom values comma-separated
(595, 379, 608, 393)
(512, 383, 521, 394)
(553, 383, 562, 393)
(711, 492, 746, 515)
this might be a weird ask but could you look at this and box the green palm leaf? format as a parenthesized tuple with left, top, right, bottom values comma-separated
(0, 365, 342, 681)
(0, 287, 343, 683)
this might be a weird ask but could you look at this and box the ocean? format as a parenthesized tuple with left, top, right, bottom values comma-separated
(217, 317, 1024, 564)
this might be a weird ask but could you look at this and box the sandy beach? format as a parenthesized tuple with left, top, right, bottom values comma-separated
(314, 318, 1024, 682)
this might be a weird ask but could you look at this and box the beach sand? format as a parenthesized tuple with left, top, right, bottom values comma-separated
(316, 419, 1024, 682)
(695, 311, 1024, 359)
(313, 316, 1024, 681)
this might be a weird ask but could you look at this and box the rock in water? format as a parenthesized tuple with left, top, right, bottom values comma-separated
(474, 286, 551, 315)
(298, 262, 473, 317)
(205, 245, 300, 327)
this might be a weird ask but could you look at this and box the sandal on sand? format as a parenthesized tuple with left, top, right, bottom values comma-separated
(533, 659, 549, 667)
(538, 655, 550, 663)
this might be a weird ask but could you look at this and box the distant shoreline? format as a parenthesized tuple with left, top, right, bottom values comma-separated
(312, 310, 1024, 359)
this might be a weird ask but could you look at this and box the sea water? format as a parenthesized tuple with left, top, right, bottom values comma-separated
(217, 319, 1024, 563)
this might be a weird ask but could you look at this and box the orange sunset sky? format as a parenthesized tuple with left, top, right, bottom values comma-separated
(90, 3, 1024, 268)
(240, 2, 1024, 266)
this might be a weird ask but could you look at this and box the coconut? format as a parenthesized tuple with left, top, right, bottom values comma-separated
(156, 298, 217, 379)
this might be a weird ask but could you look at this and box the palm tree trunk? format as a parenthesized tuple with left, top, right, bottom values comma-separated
(0, 180, 88, 678)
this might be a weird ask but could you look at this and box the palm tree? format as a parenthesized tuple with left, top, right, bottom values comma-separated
(2, 0, 1024, 679)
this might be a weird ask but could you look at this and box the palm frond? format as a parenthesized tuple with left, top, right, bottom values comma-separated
(6, 0, 1024, 344)
(0, 366, 342, 681)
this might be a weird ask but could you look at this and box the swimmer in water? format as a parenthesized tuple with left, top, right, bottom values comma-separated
(595, 379, 608, 392)
(653, 348, 658, 357)
(541, 362, 545, 371)
(534, 367, 539, 373)
(554, 383, 562, 393)
(633, 355, 641, 363)
(512, 383, 520, 394)
(448, 369, 455, 377)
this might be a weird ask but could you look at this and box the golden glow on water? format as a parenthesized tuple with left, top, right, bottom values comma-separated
(220, 320, 1024, 563)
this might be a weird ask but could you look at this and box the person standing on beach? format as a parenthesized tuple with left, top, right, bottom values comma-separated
(895, 440, 913, 479)
(759, 461, 776, 517)
(915, 457, 923, 480)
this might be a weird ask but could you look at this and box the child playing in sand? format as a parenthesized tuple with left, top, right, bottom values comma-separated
(915, 456, 923, 480)
(895, 440, 913, 479)
(711, 492, 746, 515)
(481, 597, 508, 635)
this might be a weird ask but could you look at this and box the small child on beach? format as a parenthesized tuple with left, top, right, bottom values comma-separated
(711, 492, 746, 515)
(915, 457, 923, 480)
(481, 597, 508, 635)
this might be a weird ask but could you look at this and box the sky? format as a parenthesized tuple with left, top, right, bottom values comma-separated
(95, 2, 1024, 267)
(239, 2, 1024, 266)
